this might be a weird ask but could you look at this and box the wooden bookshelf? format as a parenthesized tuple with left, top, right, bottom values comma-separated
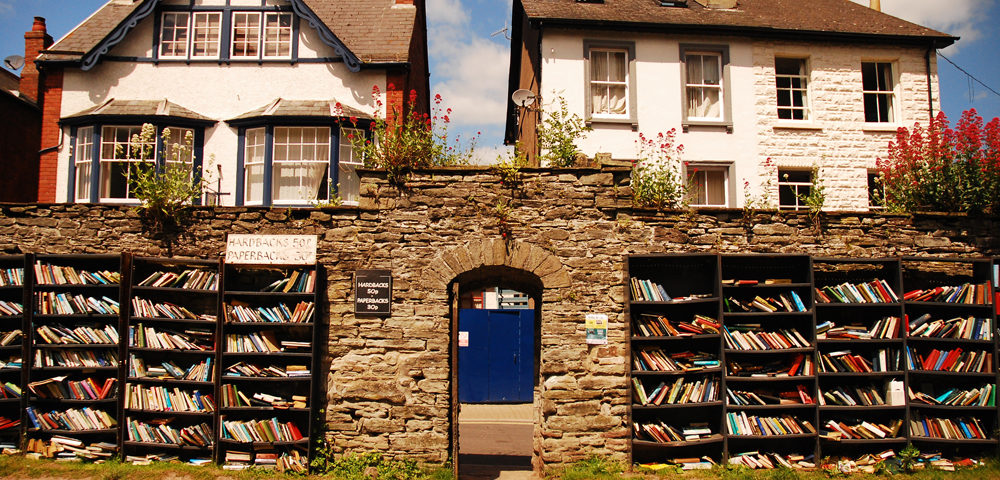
(218, 263, 319, 470)
(0, 255, 25, 448)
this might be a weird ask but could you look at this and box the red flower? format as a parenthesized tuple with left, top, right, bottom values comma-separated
(349, 116, 358, 125)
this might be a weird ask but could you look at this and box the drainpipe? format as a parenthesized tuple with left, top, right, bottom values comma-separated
(925, 45, 935, 120)
(870, 0, 881, 11)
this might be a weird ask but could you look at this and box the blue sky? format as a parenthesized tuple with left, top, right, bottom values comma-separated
(1, 0, 998, 162)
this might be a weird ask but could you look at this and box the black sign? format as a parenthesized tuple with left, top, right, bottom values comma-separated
(355, 270, 392, 316)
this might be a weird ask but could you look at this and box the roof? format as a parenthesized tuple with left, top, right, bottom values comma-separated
(519, 0, 956, 46)
(0, 69, 19, 94)
(61, 98, 214, 124)
(228, 99, 372, 123)
(37, 0, 419, 66)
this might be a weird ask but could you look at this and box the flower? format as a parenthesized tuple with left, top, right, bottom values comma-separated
(349, 116, 358, 125)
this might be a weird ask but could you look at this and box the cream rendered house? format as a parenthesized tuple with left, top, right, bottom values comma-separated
(505, 0, 956, 211)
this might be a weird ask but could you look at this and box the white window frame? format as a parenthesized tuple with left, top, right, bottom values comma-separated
(74, 127, 94, 203)
(98, 126, 156, 203)
(775, 57, 810, 121)
(262, 13, 293, 59)
(685, 164, 730, 207)
(868, 170, 884, 211)
(243, 127, 267, 206)
(777, 168, 812, 211)
(684, 52, 724, 122)
(862, 61, 897, 124)
(231, 12, 262, 59)
(159, 12, 190, 59)
(588, 48, 630, 119)
(271, 126, 332, 206)
(190, 12, 222, 59)
(338, 128, 363, 205)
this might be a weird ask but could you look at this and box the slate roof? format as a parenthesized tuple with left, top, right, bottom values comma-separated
(229, 99, 372, 122)
(61, 98, 214, 122)
(519, 0, 956, 46)
(37, 0, 418, 64)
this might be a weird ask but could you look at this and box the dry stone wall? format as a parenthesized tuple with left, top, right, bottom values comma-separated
(0, 166, 998, 468)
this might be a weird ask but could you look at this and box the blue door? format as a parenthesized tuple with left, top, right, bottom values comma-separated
(458, 309, 534, 403)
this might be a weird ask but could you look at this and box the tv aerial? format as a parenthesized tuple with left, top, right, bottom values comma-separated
(491, 21, 511, 41)
(3, 55, 25, 71)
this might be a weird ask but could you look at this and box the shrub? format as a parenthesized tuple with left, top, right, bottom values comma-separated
(631, 129, 687, 209)
(124, 124, 204, 233)
(537, 95, 591, 167)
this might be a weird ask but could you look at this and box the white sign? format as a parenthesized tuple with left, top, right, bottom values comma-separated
(225, 234, 317, 265)
(458, 331, 469, 347)
(585, 313, 609, 345)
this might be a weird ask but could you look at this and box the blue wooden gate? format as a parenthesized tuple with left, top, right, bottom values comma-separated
(458, 309, 534, 403)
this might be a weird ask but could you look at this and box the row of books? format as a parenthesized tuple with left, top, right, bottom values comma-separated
(33, 262, 119, 286)
(125, 384, 216, 412)
(727, 354, 814, 377)
(903, 283, 992, 305)
(129, 355, 213, 382)
(0, 301, 21, 316)
(0, 382, 20, 399)
(126, 453, 211, 466)
(633, 421, 716, 444)
(632, 349, 719, 372)
(815, 279, 898, 304)
(35, 323, 118, 345)
(33, 349, 118, 368)
(131, 298, 214, 321)
(0, 356, 21, 369)
(909, 415, 988, 439)
(727, 386, 813, 406)
(820, 382, 903, 407)
(0, 416, 18, 431)
(126, 418, 213, 446)
(224, 301, 315, 324)
(221, 417, 305, 443)
(816, 317, 901, 340)
(129, 325, 213, 351)
(633, 314, 719, 337)
(909, 314, 992, 340)
(262, 269, 316, 293)
(818, 450, 898, 474)
(909, 384, 995, 407)
(224, 450, 308, 472)
(725, 292, 806, 313)
(220, 384, 307, 409)
(35, 293, 119, 316)
(27, 376, 115, 400)
(629, 278, 671, 302)
(822, 419, 903, 440)
(726, 412, 816, 436)
(137, 269, 218, 291)
(632, 376, 718, 405)
(728, 451, 814, 470)
(224, 362, 309, 378)
(225, 331, 284, 354)
(905, 347, 993, 373)
(26, 406, 117, 431)
(0, 330, 20, 346)
(723, 326, 810, 351)
(0, 268, 23, 287)
(818, 349, 902, 373)
(25, 436, 117, 461)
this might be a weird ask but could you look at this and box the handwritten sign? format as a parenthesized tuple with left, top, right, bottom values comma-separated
(355, 270, 392, 316)
(225, 234, 317, 265)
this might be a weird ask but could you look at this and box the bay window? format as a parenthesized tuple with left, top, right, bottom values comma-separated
(74, 127, 94, 202)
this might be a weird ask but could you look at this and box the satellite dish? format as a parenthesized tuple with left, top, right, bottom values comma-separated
(3, 55, 24, 71)
(511, 89, 536, 107)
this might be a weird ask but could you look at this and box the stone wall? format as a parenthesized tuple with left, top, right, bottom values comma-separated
(1, 166, 998, 468)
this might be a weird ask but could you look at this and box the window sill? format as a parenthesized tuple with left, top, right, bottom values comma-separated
(586, 117, 638, 131)
(862, 123, 902, 133)
(682, 121, 733, 134)
(773, 121, 822, 131)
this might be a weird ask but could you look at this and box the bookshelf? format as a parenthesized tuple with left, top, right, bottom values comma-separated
(218, 263, 319, 471)
(0, 255, 25, 449)
(122, 257, 221, 463)
(25, 254, 123, 454)
(812, 258, 906, 459)
(902, 257, 998, 457)
(720, 254, 817, 467)
(627, 254, 723, 469)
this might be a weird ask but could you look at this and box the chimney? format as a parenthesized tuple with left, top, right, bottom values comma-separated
(870, 0, 881, 11)
(20, 16, 53, 103)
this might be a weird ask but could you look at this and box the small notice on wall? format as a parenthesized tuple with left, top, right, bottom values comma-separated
(355, 270, 392, 317)
(225, 234, 317, 265)
(585, 313, 608, 345)
(458, 331, 469, 347)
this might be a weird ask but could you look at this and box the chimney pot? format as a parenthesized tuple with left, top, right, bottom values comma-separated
(32, 17, 47, 33)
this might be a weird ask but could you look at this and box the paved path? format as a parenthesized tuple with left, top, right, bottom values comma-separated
(458, 404, 535, 480)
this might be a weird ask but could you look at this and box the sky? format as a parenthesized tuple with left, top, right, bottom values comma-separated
(1, 0, 998, 163)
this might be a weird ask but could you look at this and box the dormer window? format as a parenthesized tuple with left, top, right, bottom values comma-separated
(232, 12, 293, 59)
(159, 12, 221, 59)
(157, 8, 294, 61)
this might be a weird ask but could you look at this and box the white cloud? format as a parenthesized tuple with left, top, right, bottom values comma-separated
(0, 1, 12, 15)
(850, 0, 985, 49)
(427, 0, 469, 27)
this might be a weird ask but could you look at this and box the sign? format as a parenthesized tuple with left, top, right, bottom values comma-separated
(225, 234, 317, 265)
(458, 331, 469, 347)
(585, 313, 608, 345)
(355, 270, 392, 316)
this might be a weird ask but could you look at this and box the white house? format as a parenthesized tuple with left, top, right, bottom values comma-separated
(29, 0, 429, 207)
(504, 0, 956, 211)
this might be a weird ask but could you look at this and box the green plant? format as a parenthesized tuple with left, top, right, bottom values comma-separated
(537, 94, 591, 167)
(123, 124, 204, 234)
(631, 129, 687, 209)
(493, 198, 514, 239)
(492, 145, 528, 188)
(791, 164, 826, 230)
(741, 156, 777, 234)
(548, 456, 624, 480)
(899, 444, 921, 473)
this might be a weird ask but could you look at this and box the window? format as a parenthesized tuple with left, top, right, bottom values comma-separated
(272, 127, 330, 205)
(74, 127, 94, 202)
(191, 12, 222, 58)
(263, 13, 293, 58)
(244, 128, 266, 205)
(231, 12, 261, 58)
(862, 62, 895, 123)
(778, 169, 812, 210)
(686, 165, 729, 207)
(868, 171, 884, 210)
(159, 8, 293, 61)
(589, 49, 628, 117)
(685, 52, 723, 120)
(99, 126, 156, 201)
(775, 58, 809, 120)
(339, 128, 364, 204)
(160, 13, 190, 58)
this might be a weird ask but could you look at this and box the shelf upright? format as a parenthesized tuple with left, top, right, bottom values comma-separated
(218, 262, 320, 471)
(626, 254, 723, 468)
(811, 257, 906, 460)
(901, 257, 998, 458)
(121, 257, 221, 462)
(719, 254, 818, 465)
(0, 255, 26, 448)
(25, 254, 124, 452)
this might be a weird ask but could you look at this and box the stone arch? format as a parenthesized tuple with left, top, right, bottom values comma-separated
(423, 239, 571, 290)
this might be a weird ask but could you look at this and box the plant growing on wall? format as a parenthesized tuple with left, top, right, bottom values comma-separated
(792, 164, 826, 231)
(631, 129, 687, 209)
(741, 156, 777, 234)
(877, 109, 1000, 214)
(537, 94, 591, 167)
(123, 124, 205, 234)
(351, 85, 476, 189)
